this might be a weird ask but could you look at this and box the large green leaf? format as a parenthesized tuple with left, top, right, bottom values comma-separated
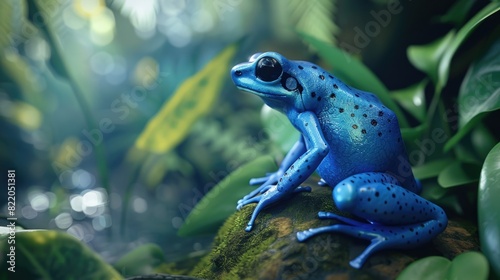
(298, 32, 409, 128)
(135, 45, 237, 153)
(437, 161, 481, 188)
(407, 31, 455, 84)
(478, 142, 500, 278)
(0, 230, 123, 279)
(444, 39, 500, 152)
(412, 158, 454, 180)
(397, 252, 489, 280)
(114, 244, 165, 277)
(178, 155, 277, 237)
(437, 1, 500, 92)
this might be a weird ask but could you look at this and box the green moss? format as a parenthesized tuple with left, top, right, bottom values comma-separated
(191, 186, 336, 279)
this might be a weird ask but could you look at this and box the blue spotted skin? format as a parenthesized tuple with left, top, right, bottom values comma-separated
(230, 52, 448, 269)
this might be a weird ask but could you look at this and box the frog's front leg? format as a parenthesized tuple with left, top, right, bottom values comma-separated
(239, 111, 329, 231)
(237, 136, 306, 205)
(297, 172, 448, 268)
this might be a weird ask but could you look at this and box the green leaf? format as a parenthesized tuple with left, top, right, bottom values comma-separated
(470, 124, 498, 161)
(391, 80, 427, 122)
(0, 0, 35, 49)
(438, 0, 475, 26)
(437, 161, 481, 188)
(412, 158, 454, 180)
(397, 256, 451, 280)
(114, 244, 165, 277)
(444, 39, 500, 152)
(407, 31, 455, 84)
(448, 252, 489, 280)
(31, 0, 71, 80)
(398, 252, 489, 280)
(420, 180, 449, 201)
(135, 45, 237, 153)
(401, 123, 427, 143)
(437, 2, 500, 92)
(298, 32, 409, 128)
(478, 142, 500, 278)
(25, 0, 111, 194)
(0, 0, 44, 105)
(287, 0, 338, 44)
(261, 104, 300, 153)
(0, 230, 123, 279)
(178, 155, 277, 237)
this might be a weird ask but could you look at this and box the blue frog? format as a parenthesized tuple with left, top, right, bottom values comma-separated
(230, 52, 448, 269)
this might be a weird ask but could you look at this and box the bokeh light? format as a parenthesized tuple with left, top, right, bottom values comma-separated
(55, 212, 74, 229)
(132, 196, 147, 213)
(29, 191, 50, 212)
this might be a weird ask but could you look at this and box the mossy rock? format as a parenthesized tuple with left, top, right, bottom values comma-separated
(191, 186, 479, 280)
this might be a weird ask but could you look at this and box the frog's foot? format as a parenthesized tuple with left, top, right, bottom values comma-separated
(297, 223, 388, 269)
(237, 185, 273, 206)
(239, 171, 283, 203)
(241, 185, 311, 232)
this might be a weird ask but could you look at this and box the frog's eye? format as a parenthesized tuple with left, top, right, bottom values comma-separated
(256, 57, 282, 82)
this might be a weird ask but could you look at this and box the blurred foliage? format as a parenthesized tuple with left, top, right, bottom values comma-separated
(134, 45, 236, 154)
(178, 155, 277, 237)
(478, 142, 500, 277)
(0, 0, 499, 278)
(397, 252, 489, 280)
(0, 228, 123, 279)
(113, 243, 165, 277)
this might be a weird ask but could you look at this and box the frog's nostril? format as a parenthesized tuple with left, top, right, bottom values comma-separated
(235, 70, 242, 76)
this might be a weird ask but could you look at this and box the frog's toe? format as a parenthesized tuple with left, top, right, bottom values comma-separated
(249, 172, 280, 186)
(318, 211, 340, 219)
(245, 224, 253, 232)
(296, 228, 322, 242)
(249, 176, 269, 186)
(317, 178, 329, 186)
(236, 195, 262, 210)
(294, 186, 312, 193)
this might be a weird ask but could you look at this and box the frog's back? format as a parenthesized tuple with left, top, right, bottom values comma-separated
(293, 61, 414, 189)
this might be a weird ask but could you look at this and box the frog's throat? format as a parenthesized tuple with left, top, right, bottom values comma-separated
(236, 86, 288, 99)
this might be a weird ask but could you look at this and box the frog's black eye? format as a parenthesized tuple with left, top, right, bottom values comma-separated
(256, 57, 282, 82)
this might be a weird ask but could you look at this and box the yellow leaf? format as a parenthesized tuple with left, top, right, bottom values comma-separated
(135, 45, 237, 153)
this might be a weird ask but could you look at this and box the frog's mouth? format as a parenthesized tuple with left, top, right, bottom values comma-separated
(235, 85, 289, 99)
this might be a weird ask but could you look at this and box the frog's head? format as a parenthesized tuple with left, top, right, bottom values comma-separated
(231, 52, 304, 112)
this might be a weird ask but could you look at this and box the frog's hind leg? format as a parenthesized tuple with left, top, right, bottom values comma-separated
(332, 172, 446, 227)
(297, 216, 447, 269)
(297, 172, 448, 268)
(296, 223, 389, 269)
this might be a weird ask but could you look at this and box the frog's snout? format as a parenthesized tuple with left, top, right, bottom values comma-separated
(230, 63, 250, 85)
